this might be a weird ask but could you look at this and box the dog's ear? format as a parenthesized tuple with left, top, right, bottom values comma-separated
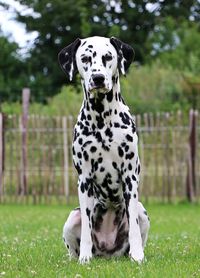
(110, 37, 134, 75)
(58, 38, 81, 81)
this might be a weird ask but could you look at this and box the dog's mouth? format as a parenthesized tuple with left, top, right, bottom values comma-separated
(89, 86, 108, 94)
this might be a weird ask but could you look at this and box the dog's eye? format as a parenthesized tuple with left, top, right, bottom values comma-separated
(105, 54, 112, 61)
(81, 56, 91, 63)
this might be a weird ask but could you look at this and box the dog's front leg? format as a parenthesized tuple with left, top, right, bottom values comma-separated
(78, 176, 94, 264)
(124, 179, 144, 263)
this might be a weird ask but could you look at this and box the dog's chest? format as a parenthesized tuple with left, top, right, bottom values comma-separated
(73, 118, 137, 171)
(73, 108, 137, 157)
(92, 208, 129, 256)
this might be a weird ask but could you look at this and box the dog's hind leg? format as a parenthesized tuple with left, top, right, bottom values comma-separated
(138, 202, 150, 249)
(63, 208, 81, 259)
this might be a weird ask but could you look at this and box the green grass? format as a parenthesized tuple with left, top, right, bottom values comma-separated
(0, 203, 200, 278)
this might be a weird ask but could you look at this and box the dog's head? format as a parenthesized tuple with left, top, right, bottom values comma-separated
(58, 36, 134, 94)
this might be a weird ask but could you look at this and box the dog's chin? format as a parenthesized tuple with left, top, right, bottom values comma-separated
(89, 86, 110, 95)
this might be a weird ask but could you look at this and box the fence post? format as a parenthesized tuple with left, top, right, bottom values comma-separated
(20, 88, 30, 198)
(186, 109, 198, 202)
(62, 116, 69, 203)
(0, 113, 4, 202)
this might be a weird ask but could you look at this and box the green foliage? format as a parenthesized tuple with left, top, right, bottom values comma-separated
(30, 85, 83, 116)
(1, 0, 198, 99)
(143, 18, 200, 110)
(147, 18, 200, 72)
(0, 0, 200, 110)
(0, 32, 28, 102)
(0, 203, 200, 277)
(1, 85, 83, 116)
(121, 62, 190, 114)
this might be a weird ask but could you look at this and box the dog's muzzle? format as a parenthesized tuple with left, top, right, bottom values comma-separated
(89, 74, 108, 94)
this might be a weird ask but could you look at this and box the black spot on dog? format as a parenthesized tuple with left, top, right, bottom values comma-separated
(75, 163, 82, 175)
(92, 245, 96, 254)
(118, 146, 124, 157)
(82, 126, 91, 136)
(126, 147, 130, 154)
(128, 163, 132, 171)
(95, 131, 102, 142)
(77, 152, 82, 159)
(103, 111, 110, 118)
(86, 208, 91, 218)
(98, 157, 103, 163)
(83, 150, 89, 161)
(82, 140, 92, 148)
(112, 162, 117, 169)
(126, 134, 133, 142)
(76, 238, 80, 246)
(90, 146, 97, 153)
(80, 182, 85, 193)
(114, 122, 120, 128)
(106, 90, 113, 102)
(96, 115, 104, 129)
(81, 41, 86, 47)
(125, 176, 132, 191)
(132, 175, 137, 181)
(88, 185, 93, 197)
(102, 55, 106, 67)
(125, 152, 134, 160)
(105, 127, 113, 138)
(78, 138, 83, 145)
(119, 112, 130, 125)
(87, 114, 92, 121)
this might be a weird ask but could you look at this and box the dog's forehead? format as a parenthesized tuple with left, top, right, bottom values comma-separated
(77, 36, 116, 57)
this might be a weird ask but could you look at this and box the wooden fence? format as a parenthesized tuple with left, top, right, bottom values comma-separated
(0, 110, 199, 204)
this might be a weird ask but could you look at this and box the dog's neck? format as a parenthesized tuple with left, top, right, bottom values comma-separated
(80, 72, 128, 127)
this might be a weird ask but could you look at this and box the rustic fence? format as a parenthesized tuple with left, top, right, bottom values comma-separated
(0, 109, 199, 204)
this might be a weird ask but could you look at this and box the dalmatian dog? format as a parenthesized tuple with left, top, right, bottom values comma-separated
(58, 36, 150, 264)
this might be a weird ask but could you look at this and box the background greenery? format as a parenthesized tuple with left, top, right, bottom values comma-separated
(0, 0, 200, 113)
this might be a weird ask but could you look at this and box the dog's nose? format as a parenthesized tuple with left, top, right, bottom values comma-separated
(92, 74, 105, 86)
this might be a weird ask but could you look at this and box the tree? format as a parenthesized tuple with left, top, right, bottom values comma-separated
(0, 0, 199, 100)
(0, 31, 27, 102)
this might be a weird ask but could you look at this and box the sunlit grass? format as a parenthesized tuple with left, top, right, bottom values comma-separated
(0, 203, 200, 278)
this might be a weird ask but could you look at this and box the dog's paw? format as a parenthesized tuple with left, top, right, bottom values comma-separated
(79, 241, 93, 264)
(129, 248, 144, 264)
(79, 254, 92, 264)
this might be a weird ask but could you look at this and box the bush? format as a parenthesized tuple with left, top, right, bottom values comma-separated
(1, 85, 83, 117)
(121, 62, 190, 114)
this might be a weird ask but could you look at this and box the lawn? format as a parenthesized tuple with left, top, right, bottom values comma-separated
(0, 203, 200, 278)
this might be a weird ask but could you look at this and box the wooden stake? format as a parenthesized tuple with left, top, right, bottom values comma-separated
(20, 88, 30, 199)
(62, 116, 69, 203)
